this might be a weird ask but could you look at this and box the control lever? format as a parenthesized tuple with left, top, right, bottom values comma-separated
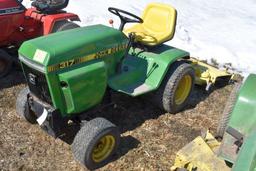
(118, 33, 135, 73)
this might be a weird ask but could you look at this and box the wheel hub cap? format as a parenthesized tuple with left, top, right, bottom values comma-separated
(92, 135, 115, 163)
(174, 75, 192, 105)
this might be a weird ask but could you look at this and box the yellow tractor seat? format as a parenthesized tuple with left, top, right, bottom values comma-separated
(124, 3, 177, 46)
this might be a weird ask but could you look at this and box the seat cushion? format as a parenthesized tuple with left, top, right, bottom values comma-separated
(124, 24, 170, 46)
(124, 3, 177, 46)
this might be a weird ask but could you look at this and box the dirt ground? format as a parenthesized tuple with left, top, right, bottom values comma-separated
(0, 69, 234, 171)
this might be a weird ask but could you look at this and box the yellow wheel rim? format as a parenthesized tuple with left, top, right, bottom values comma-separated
(174, 75, 192, 105)
(92, 135, 115, 163)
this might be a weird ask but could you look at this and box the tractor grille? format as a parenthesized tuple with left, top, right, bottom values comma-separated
(22, 63, 52, 105)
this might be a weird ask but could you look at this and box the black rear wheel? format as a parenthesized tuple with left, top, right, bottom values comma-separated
(216, 83, 241, 139)
(0, 50, 13, 78)
(152, 61, 195, 114)
(51, 20, 80, 33)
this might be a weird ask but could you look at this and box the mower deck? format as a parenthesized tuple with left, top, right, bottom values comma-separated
(189, 58, 233, 89)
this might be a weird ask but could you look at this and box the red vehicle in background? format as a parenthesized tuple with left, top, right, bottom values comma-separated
(0, 0, 80, 78)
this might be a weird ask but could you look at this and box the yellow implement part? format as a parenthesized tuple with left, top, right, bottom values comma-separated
(189, 58, 233, 90)
(171, 131, 230, 171)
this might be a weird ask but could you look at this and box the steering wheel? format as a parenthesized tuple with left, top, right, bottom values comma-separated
(108, 7, 143, 31)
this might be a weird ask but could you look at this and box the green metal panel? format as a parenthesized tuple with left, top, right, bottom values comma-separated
(58, 61, 107, 114)
(231, 74, 256, 168)
(19, 24, 128, 67)
(108, 45, 189, 96)
(137, 45, 189, 89)
(219, 74, 256, 163)
(18, 24, 128, 116)
(229, 74, 256, 134)
(232, 131, 256, 171)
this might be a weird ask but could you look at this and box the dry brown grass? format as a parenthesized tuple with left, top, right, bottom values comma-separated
(0, 70, 233, 171)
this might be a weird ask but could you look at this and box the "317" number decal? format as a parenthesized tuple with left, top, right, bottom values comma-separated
(59, 59, 75, 69)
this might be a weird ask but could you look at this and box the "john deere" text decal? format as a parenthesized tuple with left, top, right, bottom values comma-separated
(48, 44, 127, 72)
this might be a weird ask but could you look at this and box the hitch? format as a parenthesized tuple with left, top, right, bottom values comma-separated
(226, 126, 244, 153)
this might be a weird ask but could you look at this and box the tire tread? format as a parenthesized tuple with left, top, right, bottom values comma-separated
(152, 61, 195, 113)
(216, 83, 241, 138)
(72, 118, 120, 170)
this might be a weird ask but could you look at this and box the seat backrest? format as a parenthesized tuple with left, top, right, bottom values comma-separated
(142, 3, 177, 39)
(32, 0, 69, 13)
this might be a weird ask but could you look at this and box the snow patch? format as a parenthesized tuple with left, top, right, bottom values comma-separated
(22, 0, 256, 77)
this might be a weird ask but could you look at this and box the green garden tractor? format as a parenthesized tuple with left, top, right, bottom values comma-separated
(16, 3, 233, 170)
(172, 74, 256, 171)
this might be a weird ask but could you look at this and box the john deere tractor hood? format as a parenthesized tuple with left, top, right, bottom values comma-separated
(19, 24, 128, 72)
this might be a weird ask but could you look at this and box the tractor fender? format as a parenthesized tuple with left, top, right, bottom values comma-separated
(41, 12, 80, 35)
(228, 74, 256, 135)
(102, 46, 189, 97)
(219, 74, 256, 163)
(25, 8, 80, 35)
(232, 130, 256, 171)
(155, 48, 190, 89)
(138, 45, 190, 91)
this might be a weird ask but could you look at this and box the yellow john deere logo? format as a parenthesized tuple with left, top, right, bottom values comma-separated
(48, 44, 127, 72)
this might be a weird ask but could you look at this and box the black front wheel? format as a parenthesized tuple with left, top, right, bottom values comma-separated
(72, 118, 120, 170)
(16, 87, 37, 124)
(0, 50, 13, 78)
